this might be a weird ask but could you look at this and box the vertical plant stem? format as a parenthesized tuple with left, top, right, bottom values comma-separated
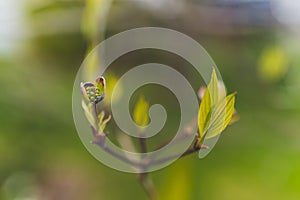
(139, 137, 147, 153)
(93, 103, 99, 129)
(139, 173, 158, 200)
(138, 132, 157, 199)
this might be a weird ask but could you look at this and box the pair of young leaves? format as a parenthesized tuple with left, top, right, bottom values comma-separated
(198, 68, 236, 140)
(81, 77, 111, 135)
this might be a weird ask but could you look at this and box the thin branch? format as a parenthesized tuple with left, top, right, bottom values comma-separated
(150, 139, 208, 166)
(139, 137, 147, 153)
(91, 104, 144, 168)
(93, 103, 99, 129)
(92, 135, 145, 168)
(149, 147, 195, 166)
(89, 102, 205, 200)
(153, 119, 198, 151)
(139, 173, 158, 200)
(137, 132, 157, 200)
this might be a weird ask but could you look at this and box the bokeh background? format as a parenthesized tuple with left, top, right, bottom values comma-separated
(1, 0, 300, 199)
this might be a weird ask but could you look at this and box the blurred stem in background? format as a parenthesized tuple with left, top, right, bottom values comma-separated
(81, 0, 113, 80)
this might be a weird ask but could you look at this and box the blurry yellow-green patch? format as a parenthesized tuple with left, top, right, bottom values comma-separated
(103, 73, 122, 105)
(258, 46, 289, 83)
(133, 96, 149, 127)
(81, 0, 111, 44)
(160, 162, 192, 200)
(82, 50, 99, 81)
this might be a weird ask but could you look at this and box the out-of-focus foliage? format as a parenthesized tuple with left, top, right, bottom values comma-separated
(1, 0, 300, 200)
(103, 73, 122, 106)
(81, 0, 113, 80)
(133, 96, 150, 127)
(258, 46, 289, 83)
(160, 162, 192, 200)
(81, 0, 112, 45)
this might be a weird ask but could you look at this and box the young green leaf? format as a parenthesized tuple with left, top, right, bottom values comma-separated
(198, 68, 236, 139)
(81, 76, 106, 104)
(133, 96, 149, 127)
(99, 113, 111, 133)
(94, 76, 106, 96)
(81, 100, 96, 129)
(198, 89, 212, 137)
(207, 68, 219, 105)
(203, 93, 236, 139)
(198, 68, 219, 137)
(98, 111, 105, 125)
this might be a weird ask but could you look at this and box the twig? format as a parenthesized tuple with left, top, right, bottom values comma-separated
(90, 102, 205, 200)
(139, 137, 147, 153)
(153, 119, 197, 151)
(91, 129, 145, 168)
(150, 138, 208, 166)
(139, 173, 158, 200)
(137, 132, 158, 200)
(91, 104, 144, 168)
(93, 103, 99, 129)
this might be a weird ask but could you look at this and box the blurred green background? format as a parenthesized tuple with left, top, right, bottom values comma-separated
(1, 0, 300, 199)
